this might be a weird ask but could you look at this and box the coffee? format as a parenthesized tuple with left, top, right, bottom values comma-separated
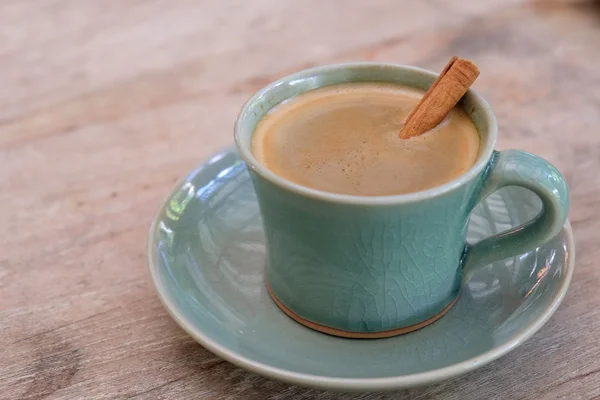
(251, 83, 480, 196)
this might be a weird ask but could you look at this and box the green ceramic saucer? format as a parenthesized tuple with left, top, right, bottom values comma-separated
(147, 148, 574, 391)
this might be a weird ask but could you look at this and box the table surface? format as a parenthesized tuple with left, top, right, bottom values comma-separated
(2, 1, 600, 399)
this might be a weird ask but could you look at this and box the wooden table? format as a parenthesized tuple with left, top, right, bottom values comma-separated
(2, 1, 600, 398)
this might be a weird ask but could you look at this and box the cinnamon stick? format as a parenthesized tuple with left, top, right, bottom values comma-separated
(399, 56, 480, 139)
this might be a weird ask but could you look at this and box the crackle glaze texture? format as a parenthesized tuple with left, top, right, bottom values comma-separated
(148, 148, 574, 389)
(251, 171, 480, 332)
(236, 64, 570, 334)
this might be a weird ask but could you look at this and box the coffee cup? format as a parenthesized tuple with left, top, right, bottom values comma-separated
(234, 63, 570, 338)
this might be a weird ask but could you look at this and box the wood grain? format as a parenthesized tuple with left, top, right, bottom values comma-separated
(2, 0, 600, 399)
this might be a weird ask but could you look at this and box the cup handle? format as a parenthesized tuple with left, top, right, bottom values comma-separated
(462, 150, 570, 283)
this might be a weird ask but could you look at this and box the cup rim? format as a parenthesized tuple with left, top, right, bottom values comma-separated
(234, 62, 497, 205)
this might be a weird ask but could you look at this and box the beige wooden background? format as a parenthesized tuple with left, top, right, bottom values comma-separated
(1, 0, 600, 399)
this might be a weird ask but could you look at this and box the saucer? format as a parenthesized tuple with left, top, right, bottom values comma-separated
(147, 148, 574, 391)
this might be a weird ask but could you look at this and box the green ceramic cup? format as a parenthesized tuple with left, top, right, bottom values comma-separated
(234, 63, 570, 338)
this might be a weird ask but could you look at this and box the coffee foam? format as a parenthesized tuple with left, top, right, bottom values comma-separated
(251, 83, 480, 196)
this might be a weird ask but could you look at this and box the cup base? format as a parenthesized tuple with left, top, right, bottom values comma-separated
(266, 282, 458, 339)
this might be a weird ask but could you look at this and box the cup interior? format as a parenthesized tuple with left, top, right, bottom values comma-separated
(234, 63, 497, 203)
